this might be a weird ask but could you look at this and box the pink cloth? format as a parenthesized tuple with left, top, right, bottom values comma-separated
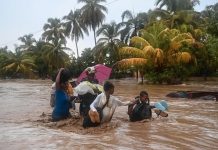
(77, 64, 112, 85)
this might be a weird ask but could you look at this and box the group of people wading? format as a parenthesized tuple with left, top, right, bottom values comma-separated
(50, 67, 169, 128)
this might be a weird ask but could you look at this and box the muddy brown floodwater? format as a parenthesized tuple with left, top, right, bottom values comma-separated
(0, 79, 217, 150)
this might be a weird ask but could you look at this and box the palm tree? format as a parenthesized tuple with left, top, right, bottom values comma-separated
(116, 22, 198, 83)
(18, 34, 36, 51)
(41, 42, 71, 72)
(42, 18, 66, 46)
(1, 48, 36, 78)
(33, 40, 50, 78)
(120, 10, 148, 44)
(63, 9, 89, 58)
(201, 3, 218, 37)
(155, 0, 200, 13)
(148, 9, 205, 40)
(80, 48, 96, 67)
(0, 46, 8, 53)
(78, 0, 108, 45)
(94, 21, 124, 66)
(0, 46, 10, 77)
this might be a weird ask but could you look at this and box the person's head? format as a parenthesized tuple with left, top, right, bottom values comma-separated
(139, 91, 149, 102)
(59, 68, 71, 90)
(103, 81, 114, 95)
(86, 67, 96, 80)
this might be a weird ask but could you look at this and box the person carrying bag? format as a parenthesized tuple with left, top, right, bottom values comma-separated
(83, 81, 130, 128)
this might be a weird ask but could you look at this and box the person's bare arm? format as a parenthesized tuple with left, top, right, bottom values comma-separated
(56, 68, 64, 90)
(114, 97, 132, 106)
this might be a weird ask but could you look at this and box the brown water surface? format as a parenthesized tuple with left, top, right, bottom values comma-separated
(0, 79, 217, 150)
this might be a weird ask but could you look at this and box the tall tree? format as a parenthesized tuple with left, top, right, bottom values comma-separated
(0, 46, 10, 77)
(41, 42, 71, 72)
(78, 0, 108, 45)
(116, 22, 198, 83)
(201, 3, 218, 37)
(63, 9, 89, 58)
(18, 34, 36, 51)
(121, 10, 148, 44)
(94, 21, 124, 66)
(42, 18, 66, 46)
(155, 0, 199, 13)
(1, 48, 36, 78)
(33, 40, 50, 78)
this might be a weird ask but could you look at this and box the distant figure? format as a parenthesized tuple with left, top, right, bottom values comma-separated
(83, 81, 130, 128)
(52, 68, 72, 121)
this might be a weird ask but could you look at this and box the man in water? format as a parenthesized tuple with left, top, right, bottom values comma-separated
(128, 91, 168, 122)
(83, 81, 130, 128)
(78, 67, 101, 117)
(128, 91, 152, 122)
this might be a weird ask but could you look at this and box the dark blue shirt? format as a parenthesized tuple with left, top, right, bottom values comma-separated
(52, 89, 71, 121)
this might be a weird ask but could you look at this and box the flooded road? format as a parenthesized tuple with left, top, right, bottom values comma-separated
(0, 79, 217, 150)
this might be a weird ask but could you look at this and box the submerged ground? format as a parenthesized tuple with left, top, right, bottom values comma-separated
(0, 79, 217, 149)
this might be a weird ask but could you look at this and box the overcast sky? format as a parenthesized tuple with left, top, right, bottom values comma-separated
(0, 0, 217, 56)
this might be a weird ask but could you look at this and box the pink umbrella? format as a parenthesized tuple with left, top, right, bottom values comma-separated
(77, 64, 112, 85)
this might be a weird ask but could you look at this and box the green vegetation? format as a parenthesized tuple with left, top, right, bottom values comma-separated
(0, 0, 217, 84)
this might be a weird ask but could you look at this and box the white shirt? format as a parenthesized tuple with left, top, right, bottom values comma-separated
(51, 83, 56, 95)
(90, 92, 129, 123)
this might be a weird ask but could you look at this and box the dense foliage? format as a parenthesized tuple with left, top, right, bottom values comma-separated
(0, 0, 217, 84)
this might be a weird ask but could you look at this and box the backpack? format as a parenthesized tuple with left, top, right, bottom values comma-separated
(128, 99, 152, 122)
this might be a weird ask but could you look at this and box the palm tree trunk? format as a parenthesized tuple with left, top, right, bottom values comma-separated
(75, 38, 79, 58)
(136, 70, 139, 81)
(93, 28, 97, 45)
(141, 72, 144, 84)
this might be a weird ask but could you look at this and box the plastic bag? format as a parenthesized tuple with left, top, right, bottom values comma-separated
(74, 81, 95, 95)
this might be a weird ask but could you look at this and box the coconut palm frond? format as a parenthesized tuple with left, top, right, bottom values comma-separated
(171, 33, 193, 43)
(21, 59, 36, 68)
(194, 41, 204, 49)
(158, 28, 170, 38)
(143, 46, 156, 57)
(154, 48, 164, 65)
(193, 29, 204, 39)
(115, 58, 148, 69)
(139, 30, 157, 48)
(121, 10, 134, 21)
(130, 36, 150, 49)
(178, 52, 192, 63)
(170, 33, 195, 50)
(169, 51, 192, 64)
(4, 63, 17, 71)
(119, 47, 147, 58)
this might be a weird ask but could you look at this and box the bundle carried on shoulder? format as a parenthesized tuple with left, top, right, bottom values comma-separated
(74, 81, 103, 95)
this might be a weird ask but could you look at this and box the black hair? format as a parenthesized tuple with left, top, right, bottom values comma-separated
(140, 91, 148, 97)
(70, 81, 77, 88)
(60, 68, 71, 84)
(140, 90, 150, 104)
(103, 81, 114, 91)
